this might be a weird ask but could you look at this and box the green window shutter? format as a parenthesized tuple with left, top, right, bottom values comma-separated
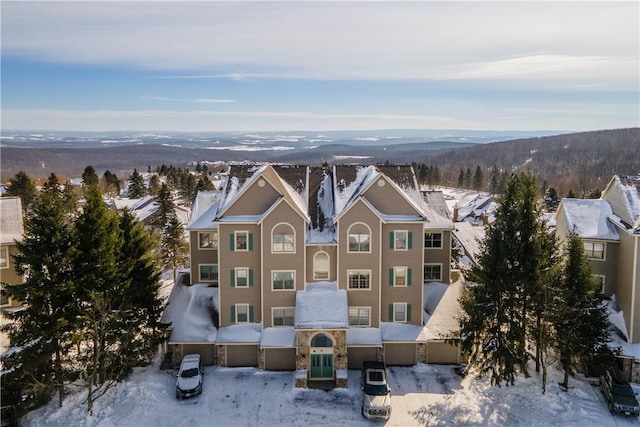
(408, 232, 413, 249)
(388, 304, 393, 322)
(389, 268, 394, 286)
(230, 233, 235, 251)
(249, 269, 254, 286)
(389, 232, 394, 249)
(407, 268, 412, 286)
(249, 305, 254, 323)
(231, 305, 236, 323)
(407, 304, 412, 321)
(248, 233, 254, 250)
(230, 269, 235, 287)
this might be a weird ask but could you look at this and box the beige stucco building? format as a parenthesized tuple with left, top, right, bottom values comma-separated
(170, 164, 461, 388)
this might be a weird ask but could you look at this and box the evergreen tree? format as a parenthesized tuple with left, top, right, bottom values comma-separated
(457, 169, 465, 188)
(459, 172, 551, 385)
(179, 172, 197, 206)
(155, 183, 175, 231)
(543, 187, 560, 211)
(127, 168, 147, 199)
(5, 170, 37, 212)
(161, 214, 189, 283)
(552, 232, 611, 390)
(1, 174, 77, 409)
(148, 174, 162, 196)
(566, 189, 576, 198)
(464, 168, 472, 189)
(196, 174, 215, 193)
(101, 170, 120, 197)
(82, 165, 99, 187)
(488, 166, 500, 195)
(473, 166, 484, 191)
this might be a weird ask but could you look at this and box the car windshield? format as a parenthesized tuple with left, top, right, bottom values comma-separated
(180, 367, 200, 378)
(612, 383, 635, 397)
(364, 383, 389, 396)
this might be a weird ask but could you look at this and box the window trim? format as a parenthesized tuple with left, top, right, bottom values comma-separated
(0, 247, 8, 269)
(272, 270, 295, 291)
(393, 230, 409, 251)
(347, 269, 371, 290)
(235, 303, 250, 323)
(423, 263, 442, 282)
(393, 266, 408, 287)
(347, 223, 372, 253)
(313, 251, 330, 280)
(393, 303, 408, 323)
(234, 267, 250, 288)
(583, 241, 605, 261)
(424, 232, 443, 249)
(198, 263, 219, 283)
(198, 231, 218, 250)
(234, 230, 250, 252)
(272, 306, 295, 327)
(271, 223, 295, 254)
(348, 306, 371, 327)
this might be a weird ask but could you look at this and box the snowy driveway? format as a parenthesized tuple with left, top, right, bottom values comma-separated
(24, 363, 640, 426)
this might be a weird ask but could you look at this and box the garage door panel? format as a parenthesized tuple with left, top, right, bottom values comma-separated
(384, 343, 416, 366)
(347, 347, 379, 369)
(181, 344, 216, 366)
(227, 345, 259, 367)
(264, 348, 296, 371)
(427, 342, 459, 364)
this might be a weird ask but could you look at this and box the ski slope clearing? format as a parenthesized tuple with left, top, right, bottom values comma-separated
(22, 362, 640, 426)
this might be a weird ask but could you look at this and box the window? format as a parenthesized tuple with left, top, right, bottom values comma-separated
(232, 268, 252, 288)
(348, 270, 371, 289)
(348, 307, 370, 326)
(273, 307, 295, 326)
(199, 264, 218, 283)
(0, 288, 9, 306)
(272, 225, 295, 253)
(593, 275, 606, 294)
(348, 234, 370, 252)
(313, 252, 330, 280)
(0, 247, 8, 269)
(392, 303, 409, 322)
(391, 267, 411, 287)
(424, 264, 442, 282)
(424, 232, 442, 248)
(273, 271, 295, 290)
(393, 231, 409, 250)
(234, 304, 251, 323)
(583, 241, 605, 260)
(231, 231, 253, 251)
(198, 231, 218, 249)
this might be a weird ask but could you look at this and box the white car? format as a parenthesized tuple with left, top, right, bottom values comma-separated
(361, 361, 391, 420)
(176, 354, 203, 399)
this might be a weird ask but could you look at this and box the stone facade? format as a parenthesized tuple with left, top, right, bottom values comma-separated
(295, 329, 348, 388)
(416, 342, 427, 363)
(216, 345, 227, 367)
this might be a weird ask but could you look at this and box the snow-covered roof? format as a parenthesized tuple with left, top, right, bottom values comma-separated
(0, 197, 23, 244)
(347, 328, 382, 346)
(162, 283, 218, 343)
(216, 323, 262, 344)
(453, 221, 486, 266)
(260, 326, 296, 348)
(616, 175, 640, 233)
(419, 280, 463, 341)
(295, 281, 349, 329)
(188, 190, 223, 229)
(380, 322, 423, 342)
(606, 295, 640, 360)
(560, 198, 619, 240)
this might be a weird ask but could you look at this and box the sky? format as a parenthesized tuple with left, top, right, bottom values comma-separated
(1, 1, 638, 133)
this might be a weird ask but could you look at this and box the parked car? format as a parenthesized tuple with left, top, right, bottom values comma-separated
(600, 368, 640, 417)
(176, 354, 204, 399)
(361, 361, 391, 420)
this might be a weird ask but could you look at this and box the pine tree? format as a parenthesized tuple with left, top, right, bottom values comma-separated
(179, 172, 197, 206)
(82, 165, 99, 187)
(464, 168, 472, 189)
(148, 174, 162, 196)
(1, 174, 77, 409)
(543, 187, 560, 211)
(101, 170, 120, 197)
(5, 170, 37, 212)
(127, 168, 147, 198)
(459, 172, 551, 385)
(552, 232, 611, 390)
(488, 166, 500, 195)
(196, 174, 215, 193)
(154, 183, 175, 231)
(473, 166, 484, 191)
(457, 169, 465, 188)
(161, 214, 189, 283)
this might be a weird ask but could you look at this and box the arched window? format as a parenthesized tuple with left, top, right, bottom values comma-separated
(313, 251, 329, 280)
(272, 223, 295, 253)
(347, 222, 371, 252)
(311, 333, 333, 348)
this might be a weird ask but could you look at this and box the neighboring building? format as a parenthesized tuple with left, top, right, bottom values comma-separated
(452, 193, 496, 226)
(555, 175, 640, 380)
(0, 197, 24, 309)
(175, 164, 460, 388)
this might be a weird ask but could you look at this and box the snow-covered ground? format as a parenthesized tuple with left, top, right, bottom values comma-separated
(22, 361, 640, 426)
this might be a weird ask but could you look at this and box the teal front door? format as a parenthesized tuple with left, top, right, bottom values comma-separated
(310, 354, 333, 379)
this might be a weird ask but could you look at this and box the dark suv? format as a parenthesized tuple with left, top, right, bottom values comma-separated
(600, 368, 640, 417)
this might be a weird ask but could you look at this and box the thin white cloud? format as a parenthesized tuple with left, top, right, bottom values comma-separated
(192, 99, 237, 104)
(2, 2, 638, 88)
(142, 96, 237, 103)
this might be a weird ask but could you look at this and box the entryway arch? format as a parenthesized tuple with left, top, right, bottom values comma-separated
(309, 333, 334, 379)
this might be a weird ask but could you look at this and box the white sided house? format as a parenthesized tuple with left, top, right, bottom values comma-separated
(165, 164, 461, 389)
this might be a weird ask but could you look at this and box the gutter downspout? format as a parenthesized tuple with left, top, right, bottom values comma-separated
(630, 235, 638, 342)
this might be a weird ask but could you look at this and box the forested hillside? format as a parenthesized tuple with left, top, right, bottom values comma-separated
(424, 128, 639, 196)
